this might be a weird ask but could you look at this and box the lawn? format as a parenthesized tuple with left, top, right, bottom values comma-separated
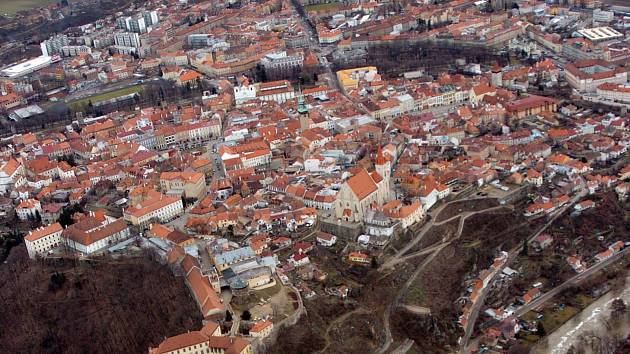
(304, 1, 341, 12)
(524, 305, 579, 335)
(0, 0, 55, 16)
(68, 85, 144, 110)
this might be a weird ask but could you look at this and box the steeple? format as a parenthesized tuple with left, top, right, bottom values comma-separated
(375, 146, 386, 166)
(297, 95, 308, 114)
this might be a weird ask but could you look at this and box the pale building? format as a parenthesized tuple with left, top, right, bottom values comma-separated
(24, 222, 63, 258)
(16, 198, 42, 221)
(123, 189, 184, 227)
(160, 171, 206, 200)
(249, 320, 273, 338)
(0, 158, 24, 194)
(149, 321, 253, 354)
(63, 216, 131, 255)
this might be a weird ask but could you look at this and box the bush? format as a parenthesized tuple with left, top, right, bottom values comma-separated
(48, 272, 66, 292)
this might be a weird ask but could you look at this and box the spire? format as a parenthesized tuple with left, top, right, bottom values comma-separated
(375, 146, 386, 166)
(297, 95, 308, 114)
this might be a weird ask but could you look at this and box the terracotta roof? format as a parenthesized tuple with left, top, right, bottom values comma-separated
(25, 222, 63, 242)
(346, 169, 378, 200)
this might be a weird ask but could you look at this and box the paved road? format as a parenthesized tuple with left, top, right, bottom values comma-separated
(515, 247, 630, 317)
(460, 192, 586, 353)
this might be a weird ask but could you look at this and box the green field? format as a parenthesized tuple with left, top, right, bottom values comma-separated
(69, 85, 144, 111)
(304, 1, 341, 12)
(0, 0, 56, 16)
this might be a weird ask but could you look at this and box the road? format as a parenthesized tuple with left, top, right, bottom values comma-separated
(460, 192, 586, 353)
(530, 270, 630, 354)
(515, 247, 630, 317)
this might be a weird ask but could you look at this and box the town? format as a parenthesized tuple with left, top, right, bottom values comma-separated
(0, 0, 629, 353)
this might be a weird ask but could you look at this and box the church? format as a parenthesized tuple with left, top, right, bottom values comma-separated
(335, 147, 392, 223)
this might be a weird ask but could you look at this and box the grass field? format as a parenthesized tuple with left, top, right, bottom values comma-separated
(69, 85, 144, 110)
(523, 305, 579, 336)
(0, 0, 55, 16)
(304, 1, 341, 12)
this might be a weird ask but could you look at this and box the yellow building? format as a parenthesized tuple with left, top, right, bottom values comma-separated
(336, 66, 379, 93)
(159, 171, 207, 200)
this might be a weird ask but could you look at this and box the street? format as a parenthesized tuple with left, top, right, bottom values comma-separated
(515, 247, 630, 317)
(460, 192, 586, 353)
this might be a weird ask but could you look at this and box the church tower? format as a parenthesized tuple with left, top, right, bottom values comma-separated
(375, 146, 392, 202)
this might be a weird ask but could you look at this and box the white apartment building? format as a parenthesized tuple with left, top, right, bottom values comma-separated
(114, 32, 141, 48)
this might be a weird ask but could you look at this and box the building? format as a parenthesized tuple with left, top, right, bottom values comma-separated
(316, 231, 337, 247)
(336, 66, 379, 93)
(40, 34, 69, 57)
(596, 83, 630, 103)
(260, 51, 304, 80)
(212, 247, 256, 272)
(0, 158, 24, 193)
(114, 32, 141, 48)
(249, 320, 273, 338)
(24, 222, 63, 258)
(117, 16, 147, 33)
(0, 93, 26, 111)
(143, 10, 160, 26)
(564, 60, 628, 93)
(183, 261, 226, 320)
(16, 198, 41, 221)
(382, 199, 424, 229)
(1, 56, 53, 78)
(255, 80, 295, 104)
(505, 95, 557, 119)
(63, 215, 131, 255)
(348, 251, 370, 264)
(148, 322, 253, 354)
(334, 148, 392, 223)
(160, 171, 207, 200)
(593, 10, 614, 23)
(577, 27, 623, 43)
(123, 189, 184, 227)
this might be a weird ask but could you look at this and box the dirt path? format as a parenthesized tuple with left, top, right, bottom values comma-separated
(317, 307, 371, 354)
(376, 203, 514, 353)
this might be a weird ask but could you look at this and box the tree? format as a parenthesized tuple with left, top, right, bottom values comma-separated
(241, 310, 252, 321)
(371, 257, 378, 269)
(536, 321, 546, 336)
(48, 272, 66, 292)
(521, 239, 528, 256)
(225, 310, 233, 322)
(611, 298, 626, 319)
